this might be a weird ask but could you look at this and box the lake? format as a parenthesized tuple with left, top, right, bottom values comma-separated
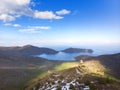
(38, 52, 94, 60)
(36, 46, 120, 60)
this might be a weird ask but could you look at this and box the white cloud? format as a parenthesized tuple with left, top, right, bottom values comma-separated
(34, 10, 63, 19)
(13, 24, 21, 27)
(0, 0, 70, 22)
(4, 23, 21, 27)
(28, 26, 51, 29)
(19, 28, 36, 33)
(19, 26, 51, 33)
(0, 0, 32, 22)
(0, 14, 15, 22)
(56, 9, 71, 15)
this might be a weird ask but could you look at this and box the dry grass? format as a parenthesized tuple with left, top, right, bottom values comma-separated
(54, 62, 79, 71)
(83, 60, 107, 75)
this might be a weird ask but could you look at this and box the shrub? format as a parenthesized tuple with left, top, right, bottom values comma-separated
(97, 77, 106, 84)
(59, 75, 64, 80)
(89, 84, 98, 90)
(106, 77, 114, 84)
(85, 80, 90, 85)
(58, 80, 61, 83)
(69, 84, 75, 90)
(56, 86, 61, 90)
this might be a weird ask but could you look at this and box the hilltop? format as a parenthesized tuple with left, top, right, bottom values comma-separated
(25, 60, 120, 90)
(75, 53, 120, 79)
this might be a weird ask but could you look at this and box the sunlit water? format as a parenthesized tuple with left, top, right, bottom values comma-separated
(36, 45, 120, 60)
(38, 52, 94, 60)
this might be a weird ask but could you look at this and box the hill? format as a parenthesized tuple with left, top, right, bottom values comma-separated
(25, 61, 120, 90)
(0, 48, 62, 90)
(61, 48, 93, 53)
(0, 45, 58, 56)
(75, 53, 120, 79)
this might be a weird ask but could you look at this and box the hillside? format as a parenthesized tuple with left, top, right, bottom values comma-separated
(0, 53, 56, 68)
(62, 48, 93, 53)
(75, 53, 120, 79)
(0, 45, 58, 56)
(26, 61, 120, 90)
(0, 51, 62, 90)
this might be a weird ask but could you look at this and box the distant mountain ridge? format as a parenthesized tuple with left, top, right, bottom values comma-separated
(0, 45, 94, 56)
(61, 47, 93, 53)
(0, 45, 58, 56)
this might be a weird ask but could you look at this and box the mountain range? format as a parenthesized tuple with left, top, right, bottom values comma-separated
(0, 45, 94, 57)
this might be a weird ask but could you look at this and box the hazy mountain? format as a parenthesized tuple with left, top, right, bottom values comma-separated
(0, 45, 58, 56)
(61, 48, 93, 53)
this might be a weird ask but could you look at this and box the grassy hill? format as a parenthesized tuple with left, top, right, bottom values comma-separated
(75, 53, 120, 79)
(0, 54, 63, 90)
(25, 60, 120, 90)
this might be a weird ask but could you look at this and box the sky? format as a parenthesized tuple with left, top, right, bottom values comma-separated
(0, 0, 120, 47)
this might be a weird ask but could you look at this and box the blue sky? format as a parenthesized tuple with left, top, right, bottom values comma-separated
(0, 0, 119, 47)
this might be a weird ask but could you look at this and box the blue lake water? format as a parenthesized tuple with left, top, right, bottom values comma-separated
(36, 45, 120, 60)
(38, 52, 94, 60)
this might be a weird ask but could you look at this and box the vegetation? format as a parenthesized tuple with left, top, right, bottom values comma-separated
(89, 84, 98, 90)
(85, 80, 90, 85)
(97, 77, 114, 84)
(69, 84, 75, 90)
(25, 60, 120, 90)
(56, 86, 61, 90)
(1, 52, 120, 90)
(54, 62, 78, 71)
(0, 69, 44, 90)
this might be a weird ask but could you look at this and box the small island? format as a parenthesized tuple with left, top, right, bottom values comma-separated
(61, 48, 93, 53)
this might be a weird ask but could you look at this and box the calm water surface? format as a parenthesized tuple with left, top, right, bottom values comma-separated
(36, 46, 120, 60)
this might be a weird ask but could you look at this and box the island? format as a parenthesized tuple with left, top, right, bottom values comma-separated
(61, 48, 93, 53)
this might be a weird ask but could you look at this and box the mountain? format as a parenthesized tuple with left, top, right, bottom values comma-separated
(0, 45, 58, 56)
(0, 48, 62, 90)
(25, 61, 120, 90)
(61, 48, 93, 53)
(18, 45, 58, 55)
(75, 53, 120, 79)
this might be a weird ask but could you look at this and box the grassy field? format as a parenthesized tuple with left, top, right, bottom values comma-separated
(54, 62, 79, 71)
